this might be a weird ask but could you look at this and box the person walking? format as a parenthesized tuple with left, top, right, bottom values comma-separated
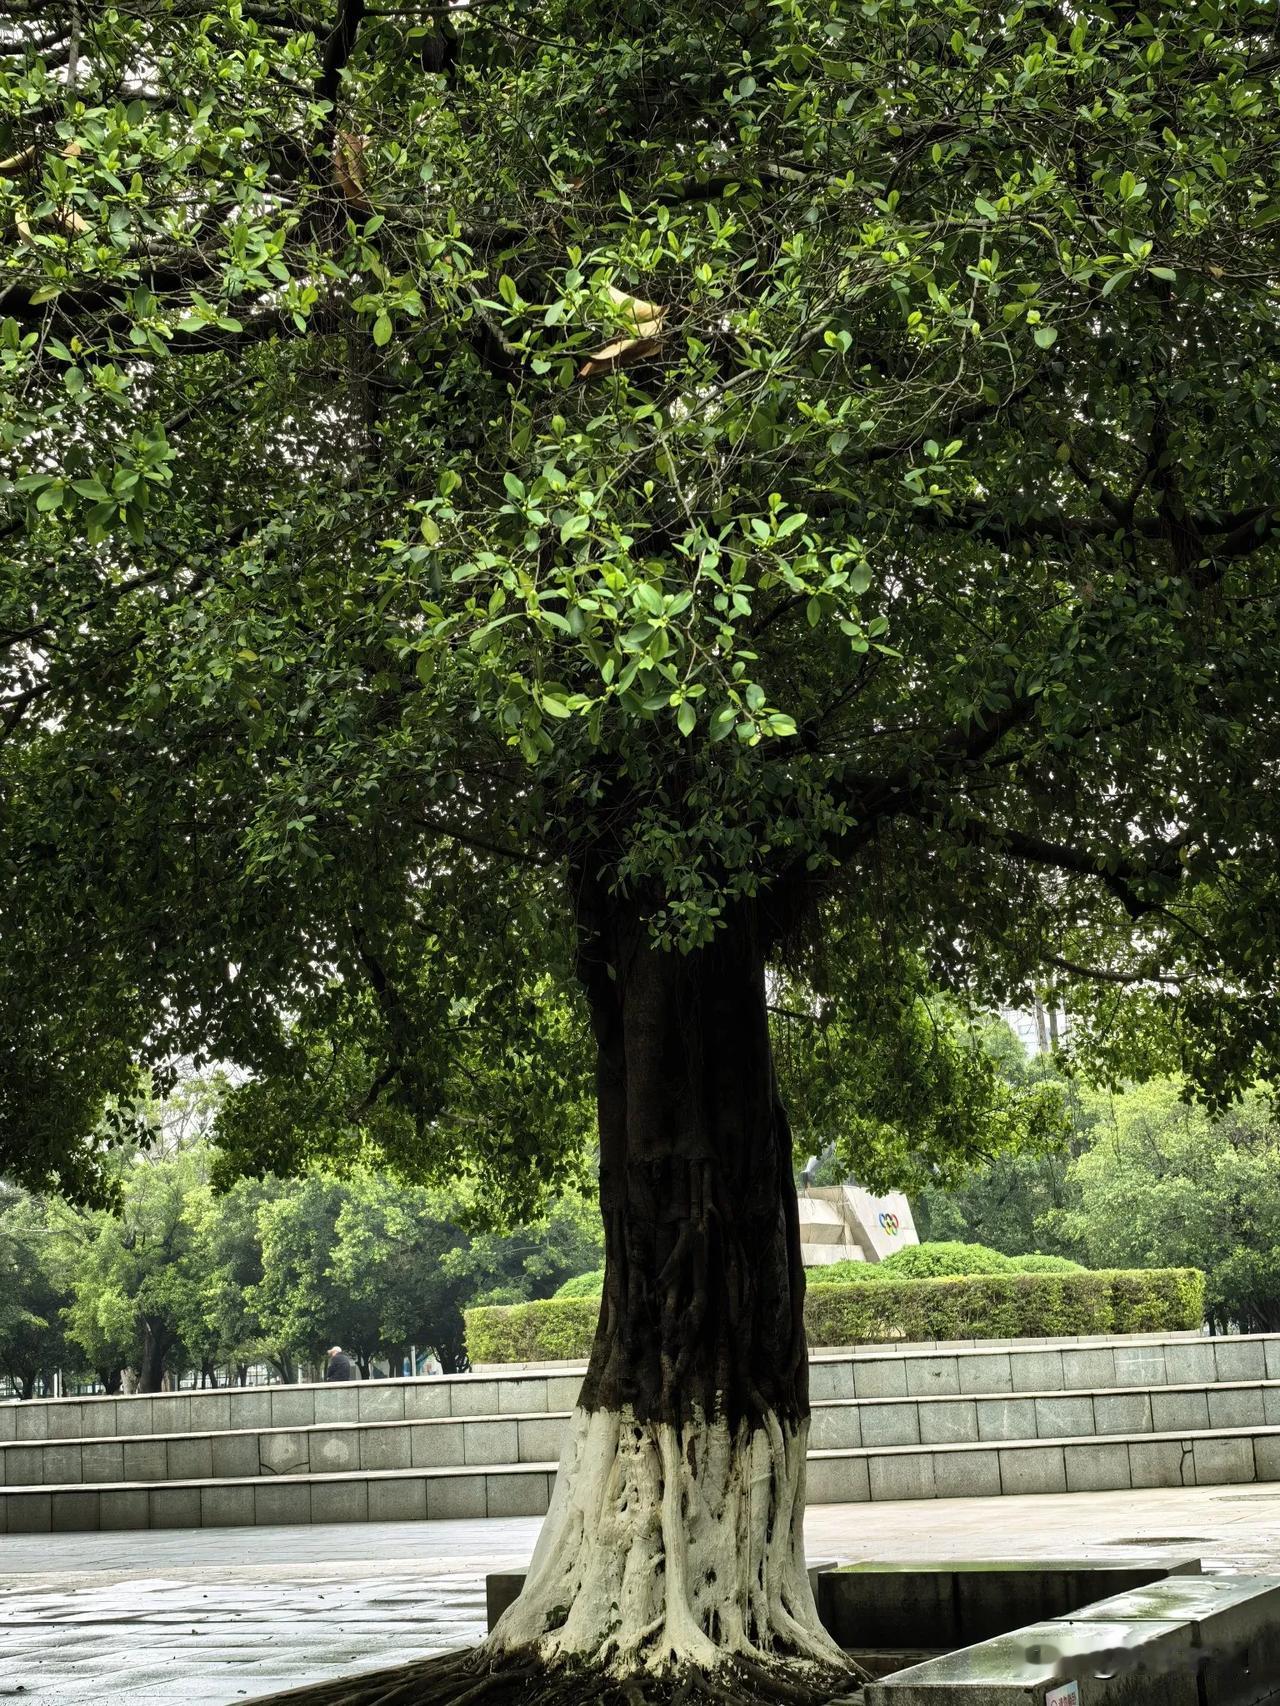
(325, 1345, 356, 1382)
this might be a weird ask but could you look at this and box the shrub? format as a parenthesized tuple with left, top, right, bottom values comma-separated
(467, 1267, 1205, 1361)
(877, 1241, 1015, 1279)
(466, 1297, 599, 1363)
(1007, 1254, 1085, 1274)
(806, 1260, 887, 1286)
(1107, 1266, 1206, 1333)
(553, 1270, 605, 1299)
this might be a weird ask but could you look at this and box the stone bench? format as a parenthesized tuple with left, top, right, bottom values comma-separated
(865, 1574, 1280, 1705)
(484, 1559, 1203, 1644)
(815, 1560, 1202, 1651)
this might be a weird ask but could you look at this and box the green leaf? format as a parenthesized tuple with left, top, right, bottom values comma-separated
(372, 313, 393, 347)
(1033, 326, 1058, 348)
(676, 700, 696, 736)
(709, 703, 737, 741)
(1101, 269, 1134, 297)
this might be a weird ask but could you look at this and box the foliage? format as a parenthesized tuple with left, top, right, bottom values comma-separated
(805, 1268, 1204, 1345)
(553, 1269, 607, 1299)
(1007, 1253, 1085, 1274)
(59, 1145, 215, 1390)
(800, 1246, 1084, 1285)
(467, 1297, 603, 1365)
(877, 1240, 1016, 1279)
(469, 1266, 1203, 1362)
(443, 1191, 603, 1310)
(778, 988, 1067, 1195)
(804, 1262, 889, 1287)
(921, 1071, 1280, 1330)
(2, 2, 1280, 1208)
(0, 1186, 81, 1396)
(1, 1100, 602, 1391)
(1055, 1081, 1280, 1332)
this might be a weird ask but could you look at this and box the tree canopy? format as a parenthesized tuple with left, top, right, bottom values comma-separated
(3, 2, 1280, 1195)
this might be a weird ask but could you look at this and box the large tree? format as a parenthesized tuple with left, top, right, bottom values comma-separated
(3, 1, 1280, 1701)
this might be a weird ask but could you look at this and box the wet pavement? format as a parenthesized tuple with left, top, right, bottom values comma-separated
(4, 1485, 1280, 1703)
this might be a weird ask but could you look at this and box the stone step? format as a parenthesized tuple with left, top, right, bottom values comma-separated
(4, 1332, 1268, 1443)
(5, 1419, 1280, 1532)
(5, 1378, 1280, 1489)
(806, 1420, 1280, 1503)
(0, 1460, 557, 1534)
(0, 1371, 584, 1444)
(0, 1410, 568, 1486)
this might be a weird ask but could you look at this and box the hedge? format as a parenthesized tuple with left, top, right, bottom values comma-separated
(465, 1267, 1205, 1364)
(876, 1241, 1016, 1279)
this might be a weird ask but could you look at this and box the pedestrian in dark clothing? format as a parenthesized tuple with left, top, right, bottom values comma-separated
(325, 1345, 356, 1381)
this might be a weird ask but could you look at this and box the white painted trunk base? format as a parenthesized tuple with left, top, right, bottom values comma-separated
(487, 1406, 847, 1676)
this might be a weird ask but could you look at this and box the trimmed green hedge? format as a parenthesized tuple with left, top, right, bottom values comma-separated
(877, 1241, 1015, 1279)
(1006, 1254, 1086, 1275)
(465, 1267, 1205, 1364)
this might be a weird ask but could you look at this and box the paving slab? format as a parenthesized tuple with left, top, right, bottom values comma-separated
(7, 1482, 1280, 1702)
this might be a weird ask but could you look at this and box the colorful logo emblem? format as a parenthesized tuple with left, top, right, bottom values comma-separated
(878, 1211, 901, 1236)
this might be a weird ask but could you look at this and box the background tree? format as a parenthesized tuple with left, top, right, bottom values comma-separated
(61, 1147, 212, 1392)
(4, 2, 1280, 1701)
(0, 1186, 80, 1397)
(773, 964, 1066, 1194)
(1056, 1082, 1280, 1333)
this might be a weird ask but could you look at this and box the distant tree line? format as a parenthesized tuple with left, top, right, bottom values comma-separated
(918, 1074, 1280, 1337)
(0, 1084, 601, 1397)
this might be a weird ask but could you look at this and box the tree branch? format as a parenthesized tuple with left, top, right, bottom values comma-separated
(1044, 953, 1181, 989)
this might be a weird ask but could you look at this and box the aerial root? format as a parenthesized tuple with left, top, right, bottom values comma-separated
(245, 1645, 867, 1706)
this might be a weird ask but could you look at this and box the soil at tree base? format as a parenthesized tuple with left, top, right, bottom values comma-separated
(248, 1646, 869, 1706)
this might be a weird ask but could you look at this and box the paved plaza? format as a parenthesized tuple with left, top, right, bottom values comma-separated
(4, 1485, 1280, 1704)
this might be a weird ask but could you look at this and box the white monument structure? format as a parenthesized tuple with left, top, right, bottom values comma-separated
(796, 1179, 919, 1267)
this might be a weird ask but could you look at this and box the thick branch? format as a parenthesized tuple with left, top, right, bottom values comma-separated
(1044, 952, 1182, 989)
(319, 0, 366, 111)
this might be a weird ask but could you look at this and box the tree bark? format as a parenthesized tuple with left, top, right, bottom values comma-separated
(137, 1319, 171, 1393)
(490, 882, 843, 1680)
(581, 897, 806, 1433)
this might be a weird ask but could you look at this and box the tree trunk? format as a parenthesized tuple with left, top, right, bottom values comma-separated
(267, 1350, 296, 1384)
(137, 1320, 170, 1394)
(490, 891, 843, 1680)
